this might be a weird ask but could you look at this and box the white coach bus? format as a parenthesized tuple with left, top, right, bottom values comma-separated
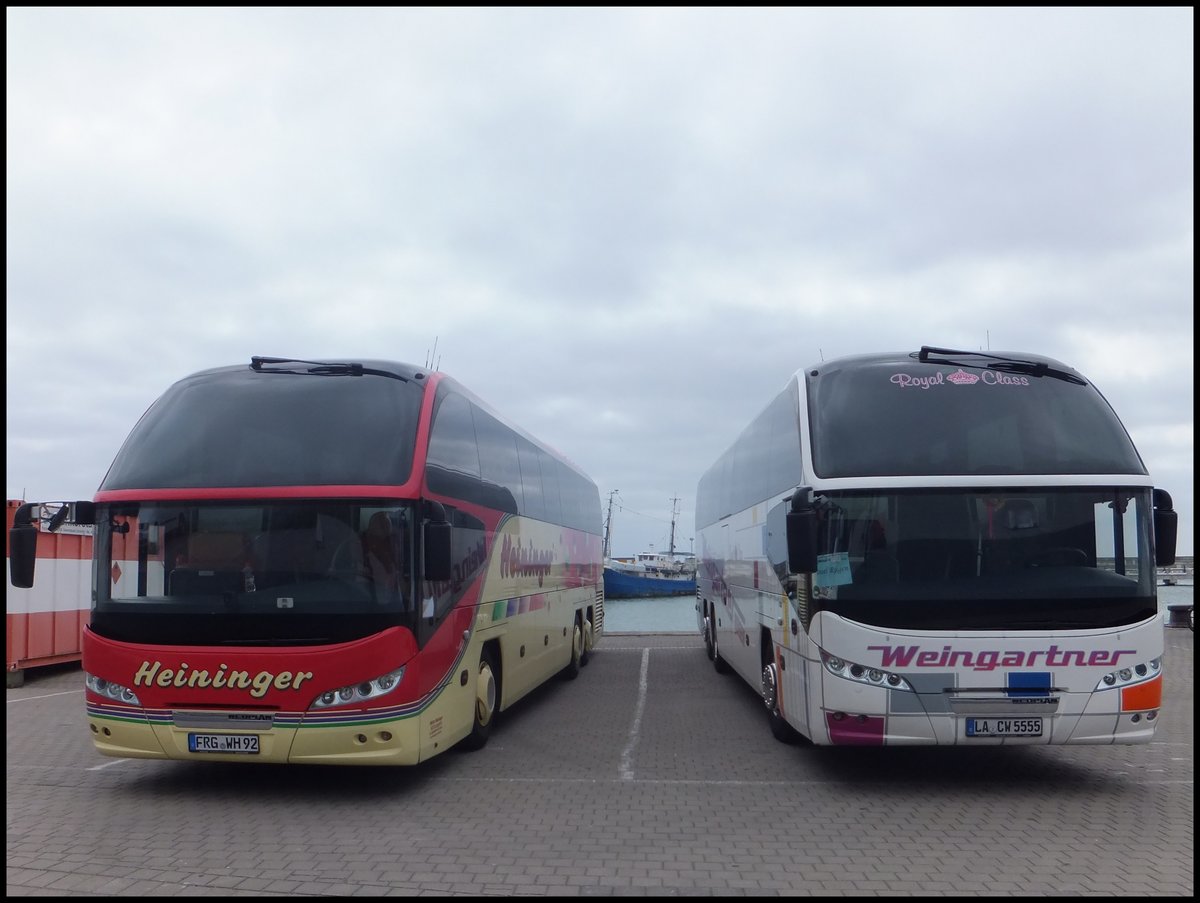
(695, 346, 1178, 746)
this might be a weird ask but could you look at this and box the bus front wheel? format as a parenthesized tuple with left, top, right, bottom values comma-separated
(461, 648, 498, 751)
(762, 661, 800, 744)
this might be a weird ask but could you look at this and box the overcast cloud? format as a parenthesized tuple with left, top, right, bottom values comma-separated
(6, 7, 1194, 557)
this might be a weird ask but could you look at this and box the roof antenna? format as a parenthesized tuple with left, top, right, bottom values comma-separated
(425, 336, 440, 371)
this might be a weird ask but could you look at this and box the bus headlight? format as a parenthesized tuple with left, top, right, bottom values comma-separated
(311, 667, 406, 709)
(85, 673, 142, 706)
(819, 650, 910, 691)
(1096, 659, 1160, 692)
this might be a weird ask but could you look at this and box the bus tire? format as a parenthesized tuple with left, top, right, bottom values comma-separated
(703, 608, 715, 661)
(562, 616, 583, 680)
(461, 647, 499, 751)
(712, 619, 731, 675)
(580, 617, 593, 666)
(762, 660, 800, 743)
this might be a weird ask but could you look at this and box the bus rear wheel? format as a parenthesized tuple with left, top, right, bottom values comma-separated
(562, 616, 583, 680)
(461, 648, 498, 751)
(712, 618, 731, 674)
(580, 617, 593, 666)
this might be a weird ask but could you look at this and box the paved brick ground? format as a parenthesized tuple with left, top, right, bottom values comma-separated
(6, 628, 1193, 896)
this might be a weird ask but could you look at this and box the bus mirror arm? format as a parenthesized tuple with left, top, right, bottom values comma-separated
(46, 501, 95, 531)
(1153, 488, 1177, 567)
(423, 499, 448, 525)
(789, 487, 813, 514)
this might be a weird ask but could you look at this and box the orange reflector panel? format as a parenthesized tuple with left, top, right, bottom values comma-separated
(1121, 674, 1162, 712)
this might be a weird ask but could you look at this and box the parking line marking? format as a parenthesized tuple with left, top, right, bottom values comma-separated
(619, 648, 650, 781)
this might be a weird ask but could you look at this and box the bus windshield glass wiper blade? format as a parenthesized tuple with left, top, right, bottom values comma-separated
(986, 360, 1086, 385)
(916, 346, 1086, 385)
(249, 357, 409, 381)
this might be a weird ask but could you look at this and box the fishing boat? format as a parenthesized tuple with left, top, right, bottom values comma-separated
(604, 552, 697, 598)
(601, 494, 696, 598)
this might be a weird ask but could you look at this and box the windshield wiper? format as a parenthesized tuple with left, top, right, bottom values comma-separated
(917, 346, 1086, 385)
(249, 356, 410, 381)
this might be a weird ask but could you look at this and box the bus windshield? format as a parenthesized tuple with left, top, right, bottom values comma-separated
(93, 501, 418, 646)
(803, 488, 1156, 630)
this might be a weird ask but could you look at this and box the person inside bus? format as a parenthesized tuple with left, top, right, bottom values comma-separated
(363, 512, 406, 608)
(854, 518, 899, 585)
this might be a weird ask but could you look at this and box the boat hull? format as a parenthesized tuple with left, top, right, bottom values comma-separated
(603, 567, 695, 598)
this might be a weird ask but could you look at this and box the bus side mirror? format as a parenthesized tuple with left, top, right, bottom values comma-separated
(786, 511, 817, 574)
(786, 487, 818, 574)
(423, 522, 453, 582)
(1153, 488, 1177, 567)
(9, 502, 39, 588)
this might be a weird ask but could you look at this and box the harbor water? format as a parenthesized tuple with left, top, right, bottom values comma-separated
(602, 583, 1195, 634)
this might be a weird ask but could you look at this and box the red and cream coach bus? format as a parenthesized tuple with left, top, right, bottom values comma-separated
(695, 346, 1177, 747)
(9, 356, 604, 765)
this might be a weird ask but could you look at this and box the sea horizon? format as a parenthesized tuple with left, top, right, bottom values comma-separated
(602, 584, 1195, 634)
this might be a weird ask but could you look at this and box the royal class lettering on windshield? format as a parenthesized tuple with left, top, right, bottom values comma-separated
(890, 370, 1031, 389)
(891, 372, 946, 389)
(866, 644, 1136, 671)
(133, 661, 314, 698)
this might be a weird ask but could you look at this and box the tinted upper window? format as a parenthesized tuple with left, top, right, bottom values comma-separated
(473, 407, 524, 509)
(696, 383, 803, 527)
(807, 359, 1147, 478)
(424, 387, 600, 534)
(101, 365, 426, 490)
(427, 392, 482, 478)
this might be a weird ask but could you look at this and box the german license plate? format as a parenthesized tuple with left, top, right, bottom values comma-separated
(966, 717, 1042, 737)
(188, 733, 260, 754)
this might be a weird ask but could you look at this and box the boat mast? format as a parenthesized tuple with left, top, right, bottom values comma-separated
(668, 496, 679, 557)
(603, 490, 618, 559)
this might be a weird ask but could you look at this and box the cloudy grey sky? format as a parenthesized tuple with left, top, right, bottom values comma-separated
(6, 7, 1194, 557)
